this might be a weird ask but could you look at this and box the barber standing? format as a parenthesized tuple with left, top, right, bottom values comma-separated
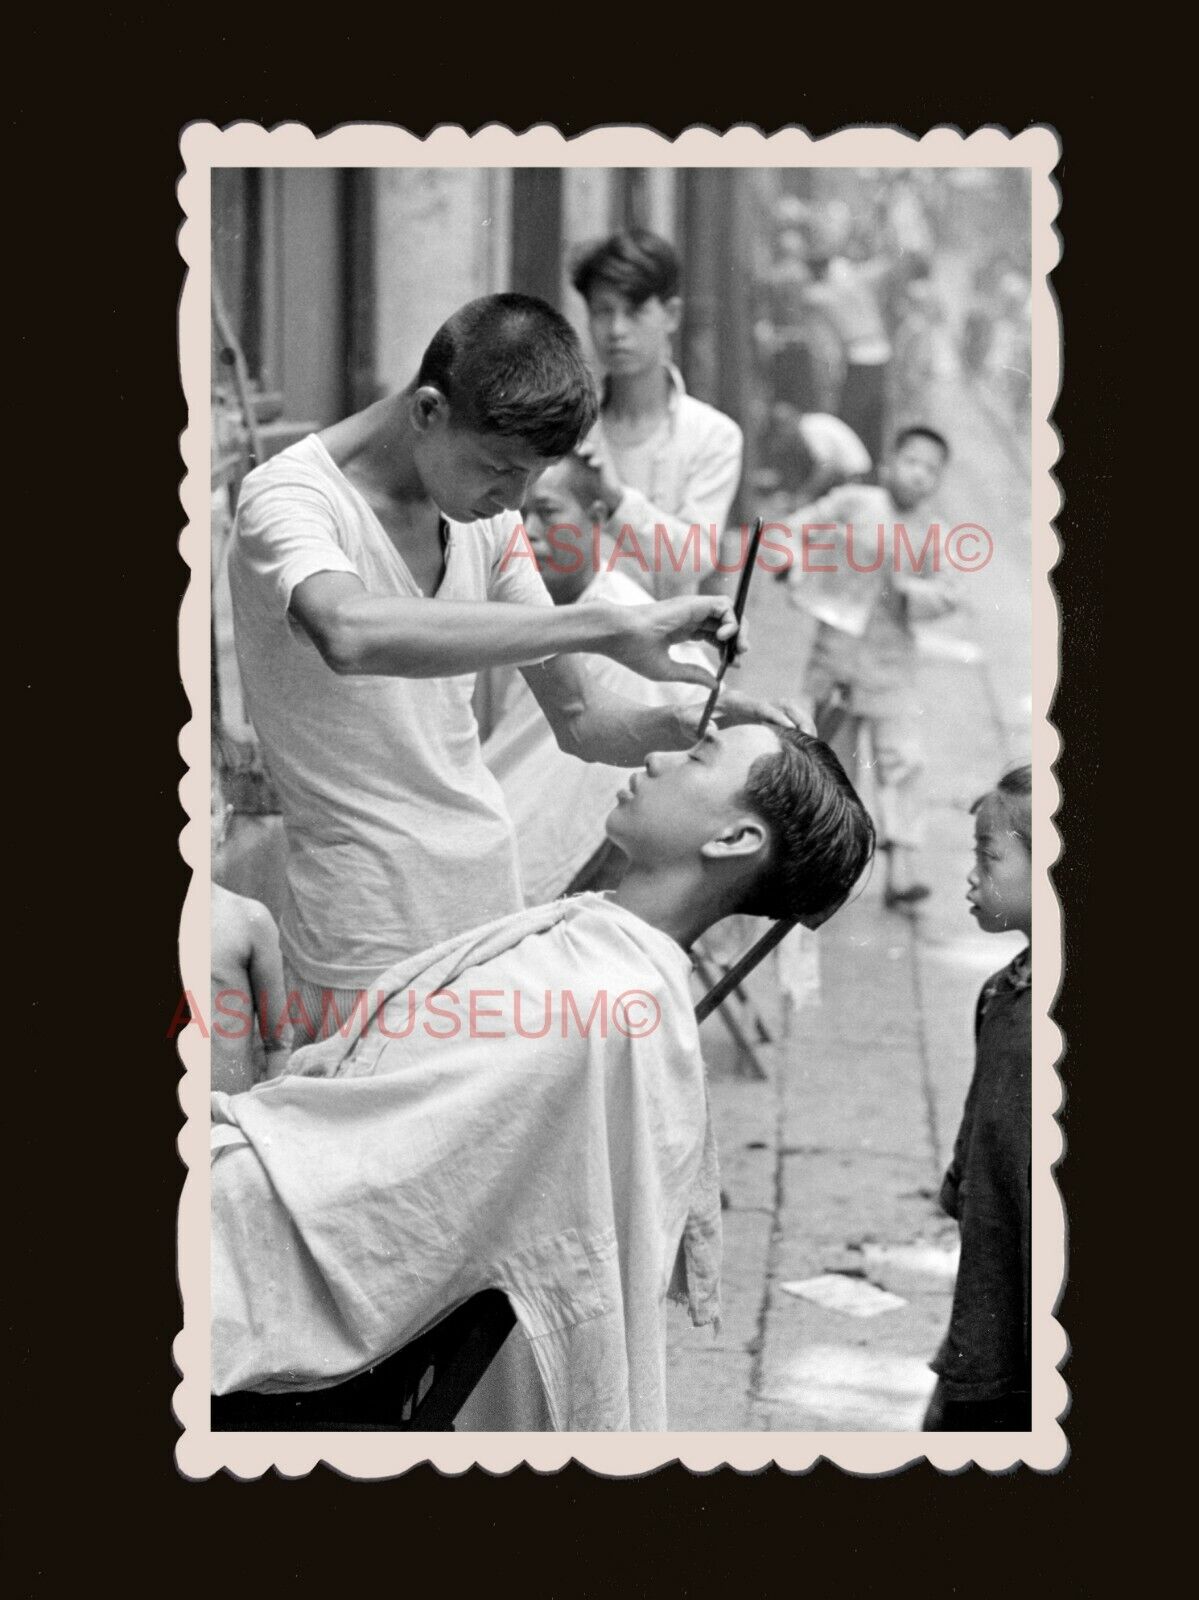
(230, 293, 795, 1043)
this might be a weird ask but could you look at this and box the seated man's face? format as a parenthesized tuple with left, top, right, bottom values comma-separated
(524, 461, 597, 603)
(605, 723, 781, 868)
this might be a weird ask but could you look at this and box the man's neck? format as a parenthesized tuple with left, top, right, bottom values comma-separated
(552, 570, 592, 607)
(611, 862, 730, 952)
(604, 363, 673, 425)
(321, 386, 429, 504)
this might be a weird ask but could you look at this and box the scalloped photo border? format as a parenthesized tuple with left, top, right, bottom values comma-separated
(175, 121, 1064, 1479)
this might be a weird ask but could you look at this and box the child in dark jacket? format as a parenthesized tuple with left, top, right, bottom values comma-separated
(924, 764, 1032, 1431)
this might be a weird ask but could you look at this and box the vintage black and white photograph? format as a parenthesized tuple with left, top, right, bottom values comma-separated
(176, 125, 1062, 1474)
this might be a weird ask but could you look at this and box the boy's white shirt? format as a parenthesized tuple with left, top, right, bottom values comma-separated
(594, 364, 745, 600)
(786, 482, 958, 638)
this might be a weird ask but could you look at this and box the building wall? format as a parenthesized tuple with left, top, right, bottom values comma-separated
(213, 165, 753, 456)
(261, 169, 347, 425)
(559, 168, 618, 346)
(367, 168, 688, 395)
(372, 168, 512, 394)
(212, 169, 350, 428)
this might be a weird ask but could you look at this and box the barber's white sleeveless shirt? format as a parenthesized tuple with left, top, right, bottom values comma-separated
(229, 434, 553, 988)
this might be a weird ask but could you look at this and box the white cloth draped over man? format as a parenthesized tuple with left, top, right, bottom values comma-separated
(211, 894, 721, 1432)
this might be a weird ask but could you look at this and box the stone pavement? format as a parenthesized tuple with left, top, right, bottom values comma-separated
(665, 378, 1032, 1430)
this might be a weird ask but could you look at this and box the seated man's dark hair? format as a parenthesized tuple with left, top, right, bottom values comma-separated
(417, 294, 598, 458)
(738, 731, 875, 921)
(571, 229, 681, 307)
(892, 423, 951, 461)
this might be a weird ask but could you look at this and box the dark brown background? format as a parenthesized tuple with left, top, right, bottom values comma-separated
(11, 43, 1119, 1592)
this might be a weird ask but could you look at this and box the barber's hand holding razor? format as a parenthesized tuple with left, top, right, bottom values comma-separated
(601, 594, 748, 687)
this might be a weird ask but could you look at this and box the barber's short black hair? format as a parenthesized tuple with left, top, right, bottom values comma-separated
(571, 229, 681, 307)
(891, 424, 951, 462)
(416, 293, 598, 458)
(737, 730, 875, 922)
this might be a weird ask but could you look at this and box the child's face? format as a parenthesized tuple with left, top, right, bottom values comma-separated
(883, 435, 946, 512)
(967, 795, 1032, 936)
(586, 287, 680, 379)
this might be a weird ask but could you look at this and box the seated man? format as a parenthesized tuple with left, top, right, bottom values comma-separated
(211, 725, 874, 1431)
(483, 452, 711, 904)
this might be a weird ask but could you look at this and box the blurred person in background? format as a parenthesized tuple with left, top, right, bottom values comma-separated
(763, 224, 844, 418)
(781, 425, 957, 908)
(887, 254, 952, 425)
(800, 203, 896, 462)
(756, 404, 872, 506)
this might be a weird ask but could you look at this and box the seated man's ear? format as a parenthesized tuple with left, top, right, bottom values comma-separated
(700, 818, 768, 863)
(586, 495, 615, 528)
(664, 295, 683, 336)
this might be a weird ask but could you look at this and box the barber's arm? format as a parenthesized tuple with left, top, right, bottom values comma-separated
(289, 570, 744, 683)
(521, 649, 812, 766)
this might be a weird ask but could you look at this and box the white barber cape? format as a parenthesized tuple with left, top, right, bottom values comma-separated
(211, 894, 722, 1432)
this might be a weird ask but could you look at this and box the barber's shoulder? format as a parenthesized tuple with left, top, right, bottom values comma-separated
(234, 439, 341, 547)
(238, 434, 330, 502)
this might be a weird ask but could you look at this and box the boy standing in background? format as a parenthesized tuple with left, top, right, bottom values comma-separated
(783, 425, 956, 907)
